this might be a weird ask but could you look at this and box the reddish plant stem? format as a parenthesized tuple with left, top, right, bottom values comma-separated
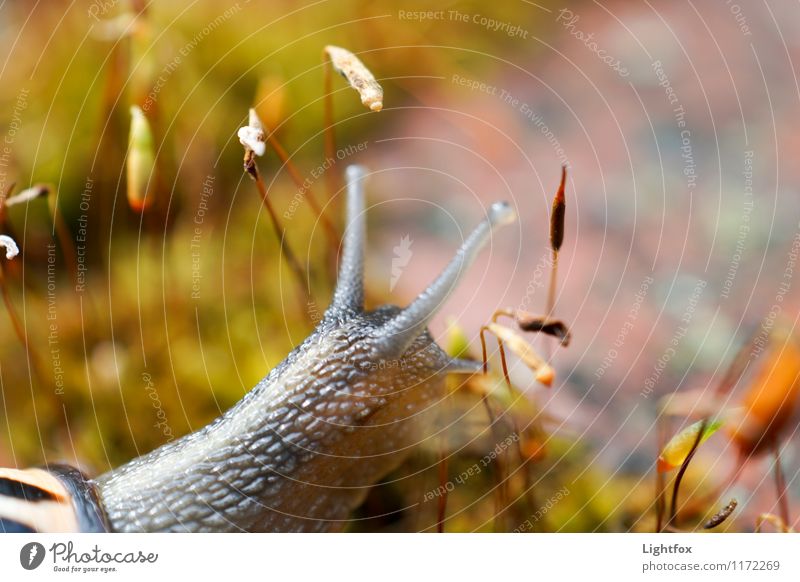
(773, 444, 791, 528)
(322, 56, 338, 206)
(668, 417, 708, 528)
(244, 153, 311, 309)
(436, 441, 448, 533)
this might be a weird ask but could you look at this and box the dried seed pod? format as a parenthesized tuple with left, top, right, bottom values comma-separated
(323, 45, 383, 112)
(514, 312, 571, 346)
(703, 499, 737, 530)
(550, 165, 566, 253)
(4, 184, 49, 207)
(127, 106, 156, 212)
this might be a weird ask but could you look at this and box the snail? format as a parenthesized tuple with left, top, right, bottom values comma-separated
(1, 165, 517, 532)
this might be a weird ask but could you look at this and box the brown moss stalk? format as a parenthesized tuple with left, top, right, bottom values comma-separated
(668, 417, 708, 528)
(243, 150, 311, 308)
(546, 166, 567, 318)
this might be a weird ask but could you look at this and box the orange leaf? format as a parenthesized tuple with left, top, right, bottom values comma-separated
(730, 331, 800, 456)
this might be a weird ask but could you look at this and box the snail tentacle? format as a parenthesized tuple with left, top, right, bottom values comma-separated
(375, 201, 516, 358)
(324, 165, 367, 322)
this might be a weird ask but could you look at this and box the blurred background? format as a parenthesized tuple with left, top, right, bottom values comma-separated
(1, 0, 799, 532)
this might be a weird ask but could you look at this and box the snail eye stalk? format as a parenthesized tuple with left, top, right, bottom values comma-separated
(324, 165, 368, 321)
(376, 202, 516, 358)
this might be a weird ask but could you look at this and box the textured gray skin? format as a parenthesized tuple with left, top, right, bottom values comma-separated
(95, 166, 515, 532)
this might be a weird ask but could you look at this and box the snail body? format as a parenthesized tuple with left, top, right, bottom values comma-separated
(1, 166, 515, 532)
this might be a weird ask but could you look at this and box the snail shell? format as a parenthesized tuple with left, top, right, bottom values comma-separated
(0, 466, 109, 532)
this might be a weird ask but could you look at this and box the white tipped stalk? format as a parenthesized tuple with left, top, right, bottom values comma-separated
(324, 46, 383, 112)
(237, 108, 266, 157)
(0, 235, 19, 260)
(377, 202, 516, 356)
(324, 165, 368, 320)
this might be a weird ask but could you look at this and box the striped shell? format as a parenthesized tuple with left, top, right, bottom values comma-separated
(0, 466, 109, 532)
